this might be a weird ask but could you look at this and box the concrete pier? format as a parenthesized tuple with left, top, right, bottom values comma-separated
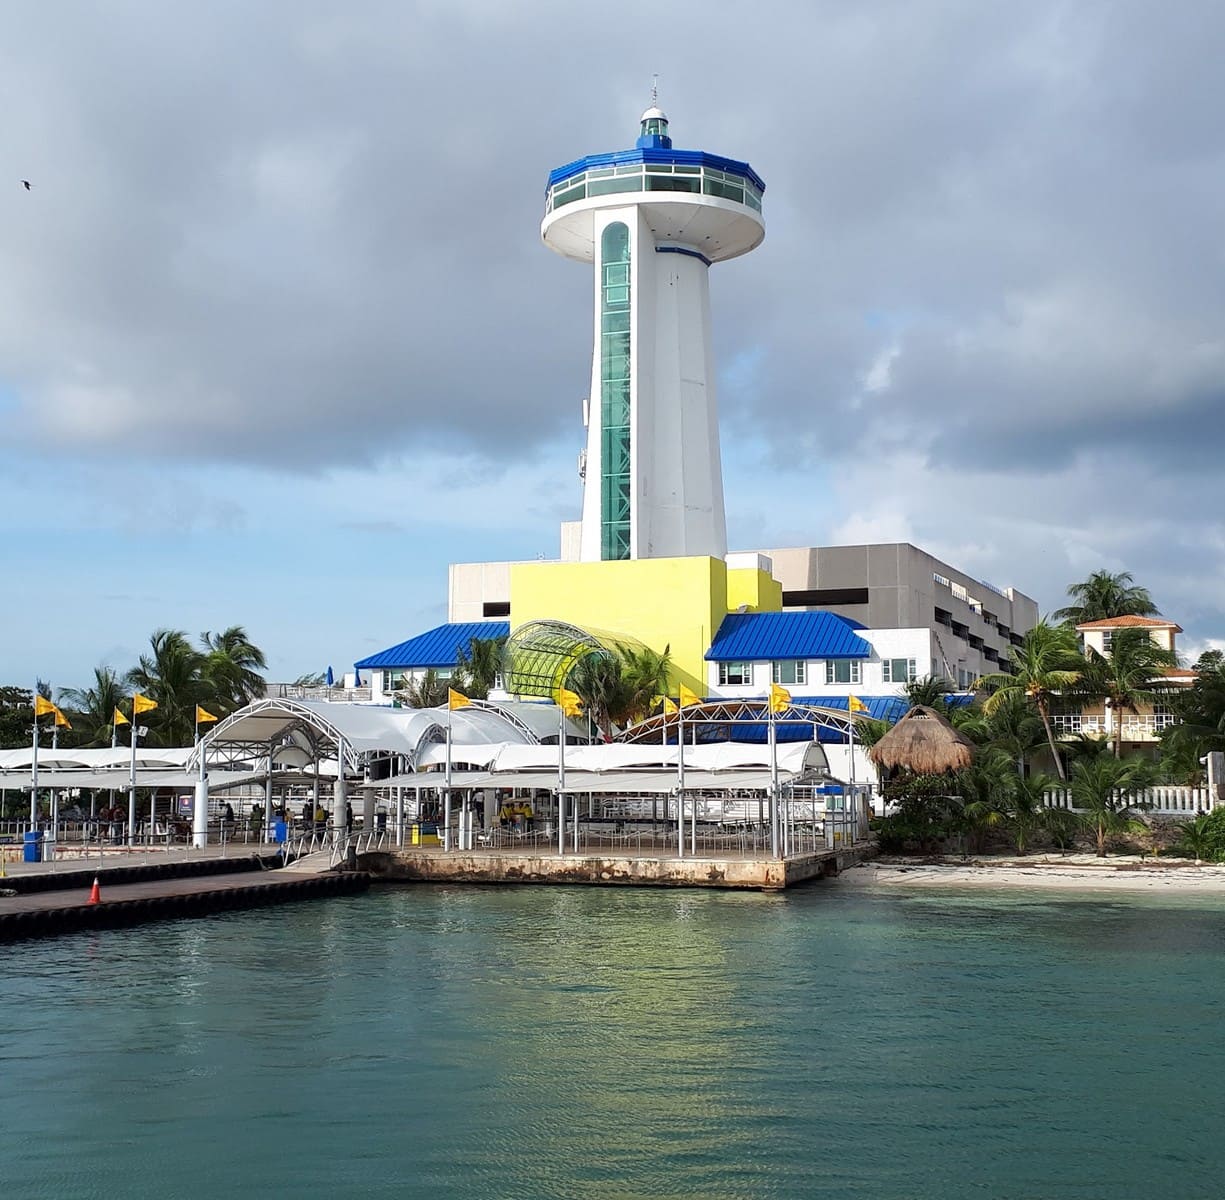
(361, 843, 876, 891)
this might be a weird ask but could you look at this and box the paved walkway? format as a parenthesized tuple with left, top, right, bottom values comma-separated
(0, 844, 278, 880)
(0, 869, 308, 914)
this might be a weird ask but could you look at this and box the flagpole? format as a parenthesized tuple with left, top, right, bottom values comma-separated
(443, 722, 452, 853)
(127, 700, 138, 847)
(676, 705, 685, 859)
(848, 710, 857, 847)
(30, 685, 39, 826)
(769, 700, 780, 859)
(50, 715, 59, 853)
(557, 703, 566, 856)
(129, 700, 138, 848)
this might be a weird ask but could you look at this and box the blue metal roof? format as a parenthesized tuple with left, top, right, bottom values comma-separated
(354, 622, 509, 670)
(547, 147, 766, 194)
(706, 612, 872, 662)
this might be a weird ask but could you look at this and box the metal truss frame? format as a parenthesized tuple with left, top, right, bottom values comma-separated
(616, 698, 856, 744)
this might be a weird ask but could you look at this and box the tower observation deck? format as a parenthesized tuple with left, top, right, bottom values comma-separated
(542, 108, 765, 563)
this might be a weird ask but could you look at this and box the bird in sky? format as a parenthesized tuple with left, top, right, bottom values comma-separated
(21, 180, 32, 190)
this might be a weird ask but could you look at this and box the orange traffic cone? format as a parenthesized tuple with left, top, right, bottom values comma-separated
(87, 877, 101, 905)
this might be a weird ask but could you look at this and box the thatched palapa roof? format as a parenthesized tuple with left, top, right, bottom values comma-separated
(868, 705, 975, 775)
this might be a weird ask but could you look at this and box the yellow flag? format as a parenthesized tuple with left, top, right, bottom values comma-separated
(848, 694, 868, 714)
(196, 705, 219, 724)
(768, 682, 792, 713)
(53, 706, 72, 730)
(678, 684, 703, 708)
(34, 695, 57, 717)
(447, 688, 470, 711)
(132, 693, 158, 715)
(113, 707, 130, 726)
(557, 687, 584, 718)
(662, 697, 679, 716)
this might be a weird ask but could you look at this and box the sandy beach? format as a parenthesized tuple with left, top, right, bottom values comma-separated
(840, 855, 1225, 894)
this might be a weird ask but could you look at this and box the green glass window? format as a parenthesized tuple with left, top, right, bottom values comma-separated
(772, 660, 807, 685)
(600, 222, 632, 561)
(825, 660, 862, 685)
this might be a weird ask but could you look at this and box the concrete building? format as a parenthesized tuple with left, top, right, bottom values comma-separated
(448, 541, 1037, 691)
(760, 543, 1037, 687)
(1050, 615, 1195, 750)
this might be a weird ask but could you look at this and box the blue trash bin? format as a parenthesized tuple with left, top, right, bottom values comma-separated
(272, 818, 287, 844)
(23, 830, 43, 863)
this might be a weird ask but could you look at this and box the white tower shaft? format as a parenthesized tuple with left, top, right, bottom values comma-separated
(579, 207, 726, 562)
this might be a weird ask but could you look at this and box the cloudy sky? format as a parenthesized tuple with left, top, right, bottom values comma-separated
(2, 0, 1223, 690)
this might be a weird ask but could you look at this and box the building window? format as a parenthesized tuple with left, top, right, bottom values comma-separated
(772, 660, 807, 685)
(882, 658, 917, 683)
(1101, 631, 1114, 652)
(718, 662, 753, 686)
(825, 660, 861, 685)
(782, 587, 869, 608)
(600, 222, 632, 561)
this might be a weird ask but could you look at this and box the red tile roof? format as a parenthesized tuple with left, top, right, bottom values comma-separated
(1076, 615, 1183, 632)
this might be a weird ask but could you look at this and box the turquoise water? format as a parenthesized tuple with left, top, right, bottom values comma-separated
(6, 881, 1225, 1199)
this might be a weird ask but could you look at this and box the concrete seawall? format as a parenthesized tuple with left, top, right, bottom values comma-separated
(362, 843, 877, 891)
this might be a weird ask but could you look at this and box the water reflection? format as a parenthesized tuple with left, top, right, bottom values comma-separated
(5, 885, 1225, 1199)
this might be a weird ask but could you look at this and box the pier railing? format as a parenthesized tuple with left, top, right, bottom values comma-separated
(1042, 786, 1215, 814)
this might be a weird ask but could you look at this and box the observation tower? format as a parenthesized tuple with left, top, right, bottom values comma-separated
(542, 106, 765, 563)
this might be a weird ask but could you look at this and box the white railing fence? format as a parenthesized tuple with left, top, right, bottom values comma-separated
(1042, 786, 1215, 814)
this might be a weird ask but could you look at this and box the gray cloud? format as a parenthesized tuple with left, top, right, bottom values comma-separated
(2, 0, 1224, 642)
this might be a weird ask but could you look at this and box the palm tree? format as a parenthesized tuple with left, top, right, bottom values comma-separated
(400, 669, 451, 709)
(1160, 650, 1225, 775)
(957, 748, 1016, 854)
(127, 629, 207, 745)
(1174, 812, 1216, 865)
(566, 652, 634, 742)
(453, 636, 507, 701)
(1007, 770, 1058, 855)
(1081, 628, 1178, 758)
(616, 643, 672, 726)
(1053, 570, 1159, 626)
(957, 691, 1046, 776)
(977, 621, 1084, 781)
(200, 626, 267, 710)
(1069, 754, 1155, 856)
(59, 666, 127, 747)
(903, 674, 955, 711)
(852, 715, 891, 751)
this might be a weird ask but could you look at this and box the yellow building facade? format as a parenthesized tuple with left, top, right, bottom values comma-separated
(509, 555, 782, 692)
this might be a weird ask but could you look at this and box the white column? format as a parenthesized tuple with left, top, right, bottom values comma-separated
(333, 739, 348, 847)
(263, 758, 274, 845)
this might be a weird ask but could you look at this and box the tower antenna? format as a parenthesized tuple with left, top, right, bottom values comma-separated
(651, 73, 658, 108)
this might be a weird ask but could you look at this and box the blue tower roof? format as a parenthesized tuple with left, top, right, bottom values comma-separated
(546, 109, 765, 195)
